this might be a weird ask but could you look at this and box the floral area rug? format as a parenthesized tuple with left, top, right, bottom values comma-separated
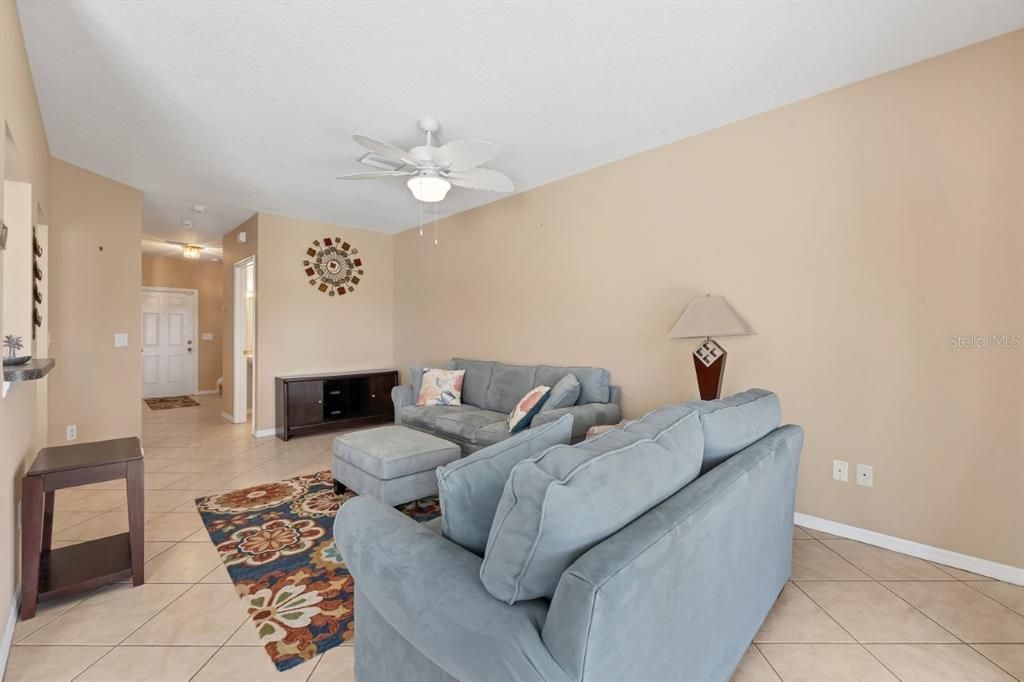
(144, 395, 200, 410)
(195, 471, 440, 671)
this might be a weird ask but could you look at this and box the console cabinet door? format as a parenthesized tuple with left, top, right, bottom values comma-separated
(366, 375, 394, 416)
(287, 381, 324, 426)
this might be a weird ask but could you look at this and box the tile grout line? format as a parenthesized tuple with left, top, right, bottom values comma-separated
(810, 536, 967, 648)
(961, 579, 1024, 617)
(874, 579, 967, 644)
(751, 642, 785, 682)
(789, 580, 904, 681)
(965, 643, 1024, 681)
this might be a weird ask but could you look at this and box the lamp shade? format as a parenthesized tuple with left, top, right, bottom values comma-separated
(668, 295, 753, 339)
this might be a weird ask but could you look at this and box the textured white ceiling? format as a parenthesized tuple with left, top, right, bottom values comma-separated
(18, 1, 1024, 237)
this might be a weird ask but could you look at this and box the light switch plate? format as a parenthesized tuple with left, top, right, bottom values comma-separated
(201, 332, 214, 341)
(856, 464, 874, 487)
(114, 333, 129, 347)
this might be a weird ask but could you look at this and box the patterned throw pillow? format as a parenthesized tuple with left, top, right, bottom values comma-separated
(507, 385, 551, 433)
(416, 368, 466, 406)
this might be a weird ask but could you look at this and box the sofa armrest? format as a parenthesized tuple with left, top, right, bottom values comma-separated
(391, 385, 414, 424)
(531, 402, 621, 439)
(334, 496, 570, 682)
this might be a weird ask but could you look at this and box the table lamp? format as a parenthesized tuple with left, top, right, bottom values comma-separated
(668, 294, 754, 400)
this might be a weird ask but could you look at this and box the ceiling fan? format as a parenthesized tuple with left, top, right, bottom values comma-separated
(336, 118, 514, 203)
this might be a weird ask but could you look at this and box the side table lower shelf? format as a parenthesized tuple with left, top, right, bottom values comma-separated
(37, 533, 134, 603)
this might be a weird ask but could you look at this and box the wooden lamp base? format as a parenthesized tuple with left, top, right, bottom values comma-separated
(693, 338, 727, 400)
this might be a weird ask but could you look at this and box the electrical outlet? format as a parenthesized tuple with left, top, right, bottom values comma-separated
(66, 424, 77, 441)
(856, 464, 874, 487)
(832, 459, 849, 482)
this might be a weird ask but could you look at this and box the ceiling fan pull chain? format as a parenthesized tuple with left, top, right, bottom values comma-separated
(433, 203, 439, 246)
(419, 199, 423, 237)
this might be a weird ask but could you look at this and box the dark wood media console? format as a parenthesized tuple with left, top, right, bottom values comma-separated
(275, 369, 398, 440)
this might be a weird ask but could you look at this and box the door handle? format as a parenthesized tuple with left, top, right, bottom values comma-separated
(187, 348, 193, 353)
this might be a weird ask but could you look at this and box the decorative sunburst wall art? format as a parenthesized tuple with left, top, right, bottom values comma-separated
(303, 237, 363, 297)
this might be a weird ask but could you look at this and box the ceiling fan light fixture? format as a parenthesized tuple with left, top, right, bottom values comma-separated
(182, 244, 203, 260)
(406, 175, 451, 203)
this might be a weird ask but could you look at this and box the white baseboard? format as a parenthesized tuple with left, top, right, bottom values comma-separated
(220, 411, 242, 424)
(1, 591, 18, 680)
(794, 513, 1024, 587)
(193, 389, 219, 395)
(253, 428, 276, 438)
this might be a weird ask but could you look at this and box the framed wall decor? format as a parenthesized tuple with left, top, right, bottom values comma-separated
(303, 237, 364, 297)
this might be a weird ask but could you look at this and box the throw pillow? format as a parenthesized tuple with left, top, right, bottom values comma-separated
(479, 410, 704, 604)
(436, 414, 573, 555)
(541, 373, 581, 411)
(416, 368, 466, 406)
(507, 385, 550, 433)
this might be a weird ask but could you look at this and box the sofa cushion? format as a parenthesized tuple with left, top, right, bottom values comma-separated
(449, 358, 494, 408)
(333, 426, 460, 480)
(434, 410, 508, 444)
(542, 373, 580, 411)
(691, 388, 782, 472)
(410, 366, 424, 398)
(401, 404, 479, 431)
(535, 365, 610, 404)
(437, 414, 572, 555)
(483, 364, 538, 413)
(622, 404, 700, 453)
(480, 418, 704, 604)
(475, 421, 514, 447)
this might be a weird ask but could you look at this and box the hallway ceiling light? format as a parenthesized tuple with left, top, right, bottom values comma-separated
(182, 244, 203, 259)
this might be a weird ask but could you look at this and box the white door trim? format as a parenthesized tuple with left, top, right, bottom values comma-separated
(141, 286, 199, 396)
(233, 256, 256, 429)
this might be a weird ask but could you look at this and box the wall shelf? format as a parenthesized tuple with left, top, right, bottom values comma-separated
(3, 357, 55, 383)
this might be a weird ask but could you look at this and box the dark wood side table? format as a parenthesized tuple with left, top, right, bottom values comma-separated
(20, 437, 144, 620)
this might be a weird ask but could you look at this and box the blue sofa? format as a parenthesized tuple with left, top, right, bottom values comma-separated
(336, 389, 802, 682)
(393, 358, 622, 452)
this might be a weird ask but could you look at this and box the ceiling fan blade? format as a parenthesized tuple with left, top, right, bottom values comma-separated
(352, 135, 420, 166)
(446, 167, 514, 192)
(440, 140, 502, 172)
(335, 170, 414, 180)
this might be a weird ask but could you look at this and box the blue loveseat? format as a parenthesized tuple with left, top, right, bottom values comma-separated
(336, 389, 803, 682)
(393, 358, 622, 452)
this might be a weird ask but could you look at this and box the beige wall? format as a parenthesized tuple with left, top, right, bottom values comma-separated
(395, 32, 1024, 568)
(48, 158, 142, 444)
(221, 215, 258, 418)
(0, 0, 51, 650)
(255, 212, 394, 432)
(142, 255, 223, 392)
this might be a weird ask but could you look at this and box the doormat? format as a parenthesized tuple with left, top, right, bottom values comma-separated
(144, 395, 201, 410)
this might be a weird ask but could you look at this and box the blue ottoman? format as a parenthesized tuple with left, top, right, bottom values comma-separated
(331, 425, 460, 506)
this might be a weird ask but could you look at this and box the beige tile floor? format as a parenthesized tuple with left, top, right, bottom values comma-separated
(4, 395, 1023, 681)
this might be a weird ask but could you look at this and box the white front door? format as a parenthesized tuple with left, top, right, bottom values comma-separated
(141, 288, 196, 398)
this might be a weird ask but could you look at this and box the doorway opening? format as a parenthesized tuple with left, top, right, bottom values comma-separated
(141, 287, 198, 398)
(232, 256, 256, 429)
